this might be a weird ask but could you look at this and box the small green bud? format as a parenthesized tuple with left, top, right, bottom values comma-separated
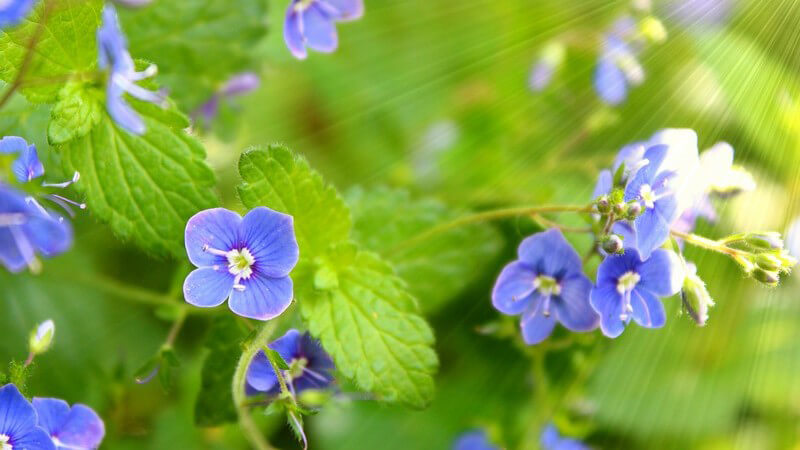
(626, 201, 642, 220)
(755, 253, 782, 272)
(680, 265, 713, 326)
(28, 320, 54, 356)
(601, 234, 624, 254)
(744, 232, 783, 250)
(298, 389, 333, 407)
(596, 195, 610, 214)
(612, 202, 626, 216)
(752, 267, 779, 286)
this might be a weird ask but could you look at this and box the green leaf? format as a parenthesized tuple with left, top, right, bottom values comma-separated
(58, 100, 218, 258)
(195, 316, 248, 427)
(346, 186, 503, 313)
(296, 244, 438, 408)
(120, 0, 268, 110)
(0, 0, 104, 103)
(47, 82, 102, 145)
(238, 144, 351, 257)
(264, 348, 289, 371)
(237, 146, 438, 408)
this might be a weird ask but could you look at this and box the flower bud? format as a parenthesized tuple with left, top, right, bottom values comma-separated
(755, 253, 782, 272)
(29, 320, 55, 356)
(680, 265, 713, 326)
(626, 202, 642, 220)
(601, 234, 623, 254)
(612, 202, 626, 216)
(752, 267, 779, 286)
(744, 232, 783, 250)
(596, 195, 610, 214)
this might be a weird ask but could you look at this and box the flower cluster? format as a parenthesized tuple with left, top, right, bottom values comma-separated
(492, 129, 796, 342)
(0, 384, 104, 450)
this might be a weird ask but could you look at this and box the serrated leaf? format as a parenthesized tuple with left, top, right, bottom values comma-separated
(346, 186, 503, 313)
(47, 82, 102, 145)
(195, 316, 248, 427)
(238, 144, 351, 257)
(296, 244, 438, 408)
(58, 101, 218, 258)
(120, 0, 268, 110)
(0, 0, 104, 103)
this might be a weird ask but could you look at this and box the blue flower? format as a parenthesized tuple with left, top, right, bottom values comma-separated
(0, 136, 44, 183)
(183, 207, 299, 320)
(0, 384, 55, 450)
(0, 0, 34, 29)
(452, 429, 498, 450)
(246, 329, 334, 396)
(594, 34, 643, 105)
(492, 229, 598, 345)
(284, 0, 364, 59)
(195, 72, 260, 125)
(97, 5, 164, 135)
(541, 424, 589, 450)
(33, 398, 104, 450)
(590, 248, 684, 338)
(0, 185, 72, 273)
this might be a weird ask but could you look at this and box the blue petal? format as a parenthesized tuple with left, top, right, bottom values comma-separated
(239, 207, 299, 278)
(613, 221, 637, 252)
(540, 424, 561, 449)
(284, 9, 307, 59)
(0, 0, 35, 29)
(517, 229, 582, 278)
(268, 329, 303, 364)
(591, 169, 612, 198)
(302, 5, 338, 53)
(0, 384, 52, 450)
(0, 227, 31, 273)
(638, 249, 684, 297)
(32, 397, 69, 436)
(590, 285, 625, 338)
(10, 427, 55, 450)
(624, 145, 670, 200)
(245, 350, 280, 393)
(0, 135, 28, 154)
(228, 275, 293, 320)
(54, 404, 104, 449)
(299, 332, 334, 371)
(630, 288, 665, 328)
(106, 82, 145, 135)
(183, 267, 233, 308)
(12, 144, 44, 183)
(318, 0, 364, 20)
(595, 249, 640, 286)
(632, 195, 676, 259)
(520, 300, 556, 345)
(24, 213, 73, 257)
(184, 208, 242, 267)
(553, 274, 598, 332)
(491, 261, 536, 315)
(594, 56, 627, 105)
(453, 430, 498, 450)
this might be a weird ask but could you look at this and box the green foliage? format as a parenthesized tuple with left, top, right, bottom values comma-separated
(195, 316, 249, 427)
(120, 0, 269, 110)
(0, 0, 104, 103)
(58, 101, 218, 258)
(47, 81, 102, 145)
(238, 145, 438, 408)
(346, 186, 503, 313)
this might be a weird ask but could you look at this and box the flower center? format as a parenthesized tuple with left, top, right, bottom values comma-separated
(639, 184, 656, 209)
(286, 357, 309, 382)
(617, 271, 641, 294)
(0, 434, 12, 450)
(533, 275, 561, 296)
(226, 248, 255, 279)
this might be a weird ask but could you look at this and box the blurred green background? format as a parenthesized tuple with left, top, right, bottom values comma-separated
(2, 0, 800, 448)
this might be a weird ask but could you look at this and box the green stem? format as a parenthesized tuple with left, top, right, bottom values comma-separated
(232, 321, 280, 450)
(388, 204, 594, 254)
(670, 229, 748, 257)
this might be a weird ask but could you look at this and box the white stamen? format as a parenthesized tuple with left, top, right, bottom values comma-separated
(226, 247, 255, 279)
(202, 244, 229, 257)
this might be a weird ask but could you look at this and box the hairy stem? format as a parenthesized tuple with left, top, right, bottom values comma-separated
(232, 320, 280, 450)
(670, 229, 748, 257)
(388, 204, 594, 254)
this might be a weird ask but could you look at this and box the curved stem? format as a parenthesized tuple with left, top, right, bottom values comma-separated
(232, 320, 280, 450)
(670, 229, 748, 257)
(532, 214, 592, 233)
(388, 204, 594, 254)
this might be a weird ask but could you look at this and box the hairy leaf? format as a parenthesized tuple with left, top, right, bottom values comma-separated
(47, 82, 102, 145)
(0, 0, 104, 103)
(58, 102, 218, 258)
(347, 186, 503, 313)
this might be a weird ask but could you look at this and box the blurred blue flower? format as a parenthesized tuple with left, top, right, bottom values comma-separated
(0, 184, 72, 273)
(195, 72, 261, 125)
(284, 0, 364, 59)
(541, 424, 589, 450)
(0, 136, 44, 183)
(664, 0, 731, 27)
(590, 248, 683, 338)
(183, 207, 299, 320)
(33, 398, 105, 450)
(0, 0, 34, 29)
(246, 329, 335, 396)
(452, 429, 498, 450)
(492, 229, 598, 345)
(594, 35, 643, 105)
(529, 42, 565, 92)
(97, 4, 164, 135)
(0, 384, 55, 450)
